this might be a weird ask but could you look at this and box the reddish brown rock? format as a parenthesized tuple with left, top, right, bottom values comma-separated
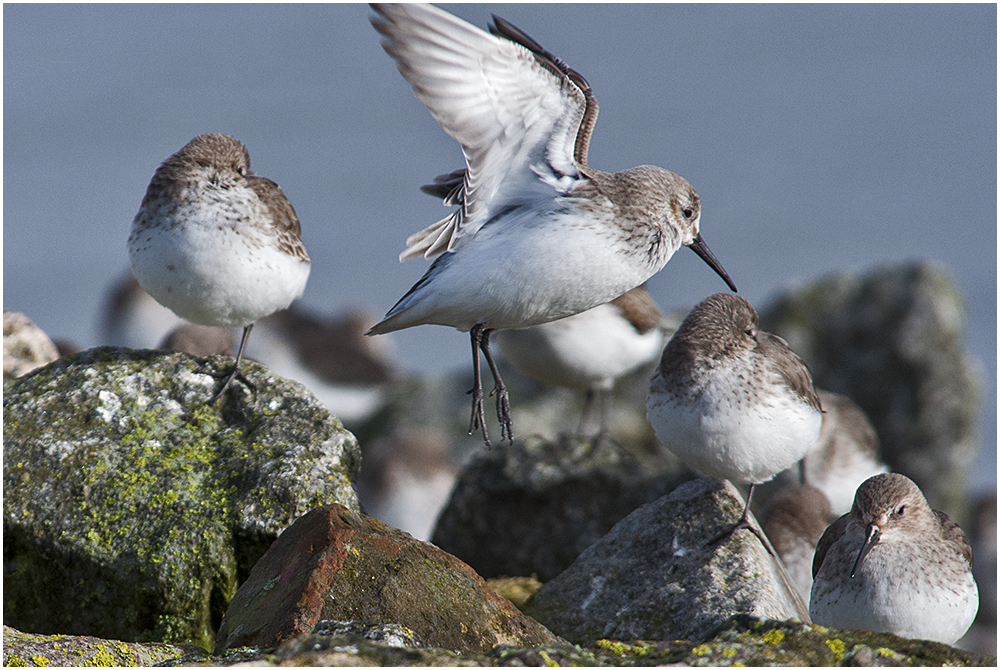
(215, 504, 564, 655)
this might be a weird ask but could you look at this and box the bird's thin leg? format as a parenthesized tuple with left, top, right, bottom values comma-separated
(708, 483, 775, 556)
(597, 389, 610, 439)
(208, 323, 256, 403)
(479, 328, 512, 443)
(467, 323, 491, 446)
(577, 389, 596, 436)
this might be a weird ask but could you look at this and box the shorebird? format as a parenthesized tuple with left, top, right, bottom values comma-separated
(761, 484, 838, 602)
(128, 133, 310, 401)
(754, 390, 888, 518)
(646, 293, 822, 548)
(495, 285, 668, 437)
(810, 472, 979, 644)
(367, 4, 736, 445)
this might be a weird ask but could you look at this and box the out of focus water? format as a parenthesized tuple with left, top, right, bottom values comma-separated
(4, 4, 995, 492)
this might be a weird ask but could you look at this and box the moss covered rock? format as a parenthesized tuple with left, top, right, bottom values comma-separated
(3, 347, 361, 650)
(152, 616, 998, 666)
(588, 616, 996, 666)
(215, 504, 566, 655)
(2, 625, 192, 667)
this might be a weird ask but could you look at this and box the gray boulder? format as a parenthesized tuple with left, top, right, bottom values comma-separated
(430, 434, 693, 581)
(3, 346, 360, 649)
(522, 478, 808, 645)
(758, 261, 980, 517)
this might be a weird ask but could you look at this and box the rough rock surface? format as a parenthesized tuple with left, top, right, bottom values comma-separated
(215, 504, 565, 655)
(2, 625, 192, 667)
(583, 616, 997, 667)
(165, 616, 994, 667)
(758, 261, 980, 517)
(431, 435, 694, 581)
(523, 478, 808, 645)
(3, 310, 60, 379)
(486, 576, 543, 610)
(3, 347, 360, 649)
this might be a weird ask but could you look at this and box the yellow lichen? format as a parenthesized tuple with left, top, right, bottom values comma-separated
(594, 640, 655, 657)
(825, 638, 846, 661)
(30, 657, 50, 667)
(722, 648, 737, 657)
(595, 640, 628, 655)
(537, 650, 558, 667)
(83, 647, 116, 667)
(761, 629, 784, 646)
(691, 644, 712, 656)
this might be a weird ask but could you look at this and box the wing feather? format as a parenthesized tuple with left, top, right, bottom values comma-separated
(371, 3, 591, 260)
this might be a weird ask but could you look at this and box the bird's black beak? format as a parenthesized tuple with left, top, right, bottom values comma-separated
(688, 234, 737, 293)
(850, 523, 881, 578)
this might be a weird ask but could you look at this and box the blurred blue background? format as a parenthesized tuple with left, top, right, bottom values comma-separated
(4, 4, 995, 491)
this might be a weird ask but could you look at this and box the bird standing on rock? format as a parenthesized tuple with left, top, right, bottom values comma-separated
(646, 293, 822, 548)
(128, 133, 310, 401)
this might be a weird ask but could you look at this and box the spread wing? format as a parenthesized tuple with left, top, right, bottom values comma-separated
(371, 3, 597, 261)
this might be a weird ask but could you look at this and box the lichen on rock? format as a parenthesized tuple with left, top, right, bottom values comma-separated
(3, 347, 361, 649)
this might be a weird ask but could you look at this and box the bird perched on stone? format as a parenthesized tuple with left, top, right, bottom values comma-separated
(810, 472, 979, 645)
(128, 133, 310, 401)
(647, 293, 823, 548)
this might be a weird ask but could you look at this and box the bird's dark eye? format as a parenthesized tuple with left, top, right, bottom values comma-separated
(682, 208, 694, 219)
(895, 505, 906, 516)
(744, 327, 755, 339)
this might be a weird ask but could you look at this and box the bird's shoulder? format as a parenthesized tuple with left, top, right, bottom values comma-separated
(812, 512, 850, 578)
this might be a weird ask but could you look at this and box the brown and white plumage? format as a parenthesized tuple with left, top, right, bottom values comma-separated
(496, 285, 669, 436)
(646, 293, 823, 546)
(128, 133, 310, 401)
(367, 4, 736, 445)
(810, 473, 978, 644)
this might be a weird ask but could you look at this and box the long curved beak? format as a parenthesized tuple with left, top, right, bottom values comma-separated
(688, 234, 737, 293)
(850, 523, 881, 578)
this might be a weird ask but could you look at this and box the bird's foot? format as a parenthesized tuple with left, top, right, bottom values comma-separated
(707, 514, 775, 557)
(491, 381, 512, 444)
(467, 384, 491, 447)
(204, 366, 255, 403)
